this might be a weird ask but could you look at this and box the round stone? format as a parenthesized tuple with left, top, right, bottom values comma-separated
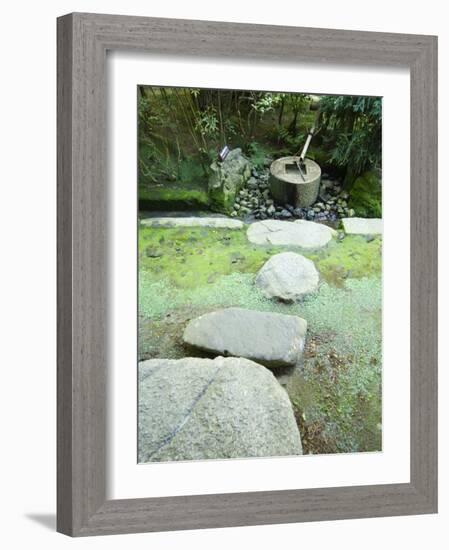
(255, 252, 319, 302)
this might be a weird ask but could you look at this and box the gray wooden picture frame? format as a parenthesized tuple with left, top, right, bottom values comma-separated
(57, 12, 438, 537)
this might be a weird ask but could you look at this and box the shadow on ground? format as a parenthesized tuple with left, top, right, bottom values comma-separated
(25, 513, 56, 531)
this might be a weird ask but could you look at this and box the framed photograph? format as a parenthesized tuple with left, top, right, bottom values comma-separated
(57, 13, 437, 536)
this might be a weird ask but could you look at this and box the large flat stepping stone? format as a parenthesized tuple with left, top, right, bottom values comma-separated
(247, 219, 335, 248)
(183, 307, 307, 368)
(139, 356, 302, 462)
(140, 216, 244, 229)
(342, 217, 382, 235)
(256, 252, 319, 302)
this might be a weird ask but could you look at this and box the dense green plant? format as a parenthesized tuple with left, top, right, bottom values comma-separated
(245, 141, 270, 170)
(285, 94, 310, 135)
(138, 89, 216, 183)
(319, 95, 382, 185)
(250, 92, 281, 114)
(138, 87, 381, 195)
(348, 171, 382, 218)
(194, 106, 219, 138)
(138, 94, 177, 182)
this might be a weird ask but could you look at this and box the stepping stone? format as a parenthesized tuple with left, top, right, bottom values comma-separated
(140, 217, 244, 229)
(342, 217, 382, 235)
(138, 356, 302, 462)
(256, 252, 319, 302)
(247, 219, 336, 249)
(183, 307, 307, 368)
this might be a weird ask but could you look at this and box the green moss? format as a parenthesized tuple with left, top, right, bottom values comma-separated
(309, 235, 382, 287)
(348, 171, 382, 218)
(298, 278, 382, 357)
(208, 157, 251, 214)
(138, 182, 210, 209)
(139, 226, 381, 291)
(138, 224, 382, 454)
(139, 226, 281, 289)
(208, 185, 237, 214)
(286, 278, 382, 453)
(139, 271, 382, 361)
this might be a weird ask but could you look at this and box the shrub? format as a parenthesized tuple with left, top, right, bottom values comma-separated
(319, 96, 382, 186)
(348, 171, 382, 218)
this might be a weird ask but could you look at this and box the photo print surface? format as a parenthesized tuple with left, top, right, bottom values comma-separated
(137, 86, 382, 463)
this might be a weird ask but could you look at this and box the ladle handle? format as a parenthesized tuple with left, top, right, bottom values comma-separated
(299, 128, 314, 163)
(299, 103, 321, 162)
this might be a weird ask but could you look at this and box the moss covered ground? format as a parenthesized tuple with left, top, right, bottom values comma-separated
(138, 222, 382, 455)
(348, 171, 382, 218)
(139, 182, 210, 210)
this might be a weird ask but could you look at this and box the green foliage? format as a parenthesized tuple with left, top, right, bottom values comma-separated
(138, 95, 162, 138)
(176, 157, 207, 183)
(250, 92, 283, 114)
(138, 88, 316, 186)
(194, 106, 219, 137)
(245, 141, 270, 170)
(138, 89, 215, 186)
(348, 171, 382, 218)
(138, 140, 209, 187)
(319, 95, 382, 184)
(276, 126, 307, 155)
(138, 87, 382, 219)
(139, 142, 177, 183)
